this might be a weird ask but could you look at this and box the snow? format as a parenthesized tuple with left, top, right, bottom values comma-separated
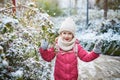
(11, 69, 23, 78)
(77, 29, 120, 42)
(1, 16, 19, 24)
(2, 60, 9, 67)
(0, 46, 3, 52)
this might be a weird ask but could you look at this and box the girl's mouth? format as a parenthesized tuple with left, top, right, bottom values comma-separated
(65, 38, 69, 41)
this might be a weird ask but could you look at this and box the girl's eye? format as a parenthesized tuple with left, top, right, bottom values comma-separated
(68, 32, 72, 35)
(63, 32, 66, 34)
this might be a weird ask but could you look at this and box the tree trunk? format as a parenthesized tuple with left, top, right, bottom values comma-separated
(12, 0, 16, 13)
(74, 0, 78, 14)
(104, 0, 108, 20)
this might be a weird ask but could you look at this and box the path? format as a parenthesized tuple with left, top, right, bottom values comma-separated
(78, 55, 120, 80)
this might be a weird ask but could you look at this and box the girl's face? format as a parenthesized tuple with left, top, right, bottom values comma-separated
(60, 31, 74, 42)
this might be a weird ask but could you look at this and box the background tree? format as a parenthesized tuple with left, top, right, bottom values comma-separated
(12, 0, 16, 13)
(95, 0, 120, 19)
(104, 0, 108, 20)
(74, 0, 78, 14)
(36, 0, 62, 17)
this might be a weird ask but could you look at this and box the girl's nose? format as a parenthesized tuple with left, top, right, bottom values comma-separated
(65, 34, 68, 37)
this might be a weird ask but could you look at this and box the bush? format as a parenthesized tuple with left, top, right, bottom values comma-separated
(36, 0, 62, 17)
(0, 3, 56, 79)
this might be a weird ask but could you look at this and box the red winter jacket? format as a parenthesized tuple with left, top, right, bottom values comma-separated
(39, 40, 99, 80)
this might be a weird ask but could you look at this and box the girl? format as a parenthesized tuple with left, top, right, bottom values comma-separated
(39, 17, 102, 80)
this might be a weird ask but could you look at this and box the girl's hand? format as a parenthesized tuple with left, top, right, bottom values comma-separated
(93, 40, 103, 54)
(41, 39, 49, 50)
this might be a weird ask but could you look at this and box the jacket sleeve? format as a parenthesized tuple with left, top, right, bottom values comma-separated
(39, 47, 56, 62)
(77, 44, 100, 62)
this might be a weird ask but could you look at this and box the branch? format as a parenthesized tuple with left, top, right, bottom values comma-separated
(0, 5, 39, 13)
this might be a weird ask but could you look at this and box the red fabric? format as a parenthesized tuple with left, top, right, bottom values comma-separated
(39, 40, 99, 80)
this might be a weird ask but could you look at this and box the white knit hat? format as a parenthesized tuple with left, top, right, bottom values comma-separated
(58, 17, 76, 36)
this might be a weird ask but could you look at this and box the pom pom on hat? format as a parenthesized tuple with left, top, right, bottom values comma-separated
(58, 17, 76, 36)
